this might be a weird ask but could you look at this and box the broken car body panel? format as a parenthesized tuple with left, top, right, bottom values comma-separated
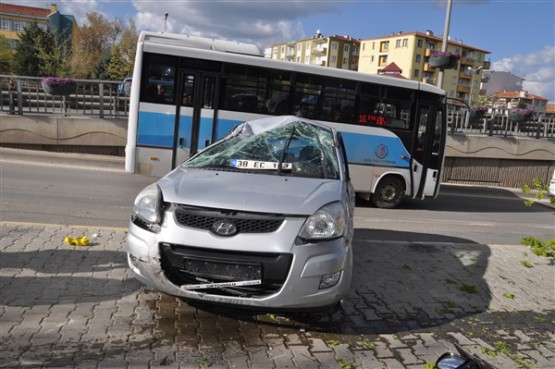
(127, 116, 355, 309)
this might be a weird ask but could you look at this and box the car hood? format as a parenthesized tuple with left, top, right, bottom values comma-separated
(158, 167, 343, 215)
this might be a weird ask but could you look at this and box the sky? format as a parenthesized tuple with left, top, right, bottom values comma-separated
(14, 0, 555, 102)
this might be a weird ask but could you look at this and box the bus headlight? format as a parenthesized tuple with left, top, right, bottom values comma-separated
(133, 184, 162, 225)
(298, 202, 346, 241)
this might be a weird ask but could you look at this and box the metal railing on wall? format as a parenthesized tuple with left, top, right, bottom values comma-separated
(447, 109, 555, 139)
(1, 75, 129, 119)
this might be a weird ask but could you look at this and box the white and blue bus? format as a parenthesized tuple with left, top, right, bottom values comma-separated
(125, 32, 447, 208)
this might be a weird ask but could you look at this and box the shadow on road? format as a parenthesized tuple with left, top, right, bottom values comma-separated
(356, 184, 554, 214)
(143, 230, 492, 341)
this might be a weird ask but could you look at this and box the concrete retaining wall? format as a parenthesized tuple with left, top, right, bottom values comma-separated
(1, 114, 554, 186)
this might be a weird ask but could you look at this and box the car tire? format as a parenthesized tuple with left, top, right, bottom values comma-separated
(371, 177, 404, 209)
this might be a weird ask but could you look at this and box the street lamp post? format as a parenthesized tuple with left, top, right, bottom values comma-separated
(464, 66, 483, 129)
(437, 0, 453, 89)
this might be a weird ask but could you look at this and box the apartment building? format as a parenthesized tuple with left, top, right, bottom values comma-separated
(0, 2, 77, 48)
(481, 70, 524, 97)
(358, 30, 490, 105)
(492, 90, 548, 113)
(268, 31, 360, 70)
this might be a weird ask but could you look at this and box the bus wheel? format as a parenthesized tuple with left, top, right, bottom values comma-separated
(371, 177, 404, 209)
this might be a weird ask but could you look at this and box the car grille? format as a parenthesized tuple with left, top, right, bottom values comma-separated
(173, 205, 285, 234)
(159, 243, 292, 298)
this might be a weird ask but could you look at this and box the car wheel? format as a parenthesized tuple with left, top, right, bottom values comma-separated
(371, 177, 404, 209)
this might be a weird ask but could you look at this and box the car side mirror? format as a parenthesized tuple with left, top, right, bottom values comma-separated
(435, 352, 474, 369)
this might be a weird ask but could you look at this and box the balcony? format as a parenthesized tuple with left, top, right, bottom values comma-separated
(459, 71, 472, 80)
(457, 85, 470, 94)
(312, 46, 327, 55)
(460, 56, 475, 65)
(424, 48, 432, 57)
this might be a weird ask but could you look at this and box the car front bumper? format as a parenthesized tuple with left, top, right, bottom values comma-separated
(126, 212, 353, 310)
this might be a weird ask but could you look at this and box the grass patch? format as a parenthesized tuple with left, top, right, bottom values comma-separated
(338, 359, 358, 369)
(503, 292, 515, 299)
(521, 236, 555, 259)
(520, 260, 533, 268)
(460, 283, 478, 294)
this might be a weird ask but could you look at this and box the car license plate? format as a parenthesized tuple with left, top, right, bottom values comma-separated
(230, 159, 291, 170)
(183, 258, 262, 280)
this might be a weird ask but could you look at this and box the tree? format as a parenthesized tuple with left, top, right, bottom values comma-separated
(36, 28, 70, 76)
(106, 20, 138, 80)
(0, 35, 15, 74)
(13, 23, 45, 76)
(70, 12, 124, 79)
(12, 23, 69, 76)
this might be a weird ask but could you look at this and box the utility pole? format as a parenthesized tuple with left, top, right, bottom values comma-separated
(437, 0, 453, 90)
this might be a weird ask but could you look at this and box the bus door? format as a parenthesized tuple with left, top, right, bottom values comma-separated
(173, 72, 218, 168)
(412, 102, 445, 199)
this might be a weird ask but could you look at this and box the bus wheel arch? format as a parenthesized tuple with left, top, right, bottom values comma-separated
(371, 175, 406, 209)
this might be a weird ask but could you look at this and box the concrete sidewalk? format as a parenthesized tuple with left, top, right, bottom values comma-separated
(1, 222, 553, 369)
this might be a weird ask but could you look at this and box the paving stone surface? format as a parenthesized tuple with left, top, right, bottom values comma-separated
(1, 222, 553, 368)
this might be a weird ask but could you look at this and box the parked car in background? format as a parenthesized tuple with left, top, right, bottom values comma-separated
(118, 77, 132, 95)
(127, 116, 356, 310)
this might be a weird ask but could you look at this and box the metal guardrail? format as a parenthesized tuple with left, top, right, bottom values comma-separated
(2, 75, 554, 139)
(1, 75, 129, 119)
(448, 109, 555, 139)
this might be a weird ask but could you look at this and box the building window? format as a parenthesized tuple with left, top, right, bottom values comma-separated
(13, 21, 26, 32)
(372, 42, 375, 50)
(477, 53, 482, 61)
(331, 56, 337, 63)
(417, 39, 423, 48)
(305, 56, 309, 64)
(296, 56, 300, 63)
(402, 38, 408, 47)
(414, 69, 420, 78)
(344, 44, 350, 53)
(371, 56, 374, 63)
(0, 19, 9, 30)
(396, 39, 401, 48)
(378, 55, 388, 66)
(380, 41, 389, 52)
(306, 43, 311, 52)
(331, 41, 338, 50)
(362, 43, 366, 51)
(297, 44, 302, 52)
(415, 54, 421, 63)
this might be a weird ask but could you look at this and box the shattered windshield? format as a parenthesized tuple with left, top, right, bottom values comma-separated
(184, 121, 340, 179)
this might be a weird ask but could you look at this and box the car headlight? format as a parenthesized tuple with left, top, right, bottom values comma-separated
(133, 183, 162, 225)
(298, 202, 346, 241)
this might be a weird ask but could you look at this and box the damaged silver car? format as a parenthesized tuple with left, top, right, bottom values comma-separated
(127, 115, 355, 310)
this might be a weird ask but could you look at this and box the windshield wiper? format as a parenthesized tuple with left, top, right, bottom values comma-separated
(277, 126, 296, 176)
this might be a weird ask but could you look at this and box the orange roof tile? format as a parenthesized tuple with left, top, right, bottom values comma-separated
(493, 91, 548, 101)
(0, 3, 53, 17)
